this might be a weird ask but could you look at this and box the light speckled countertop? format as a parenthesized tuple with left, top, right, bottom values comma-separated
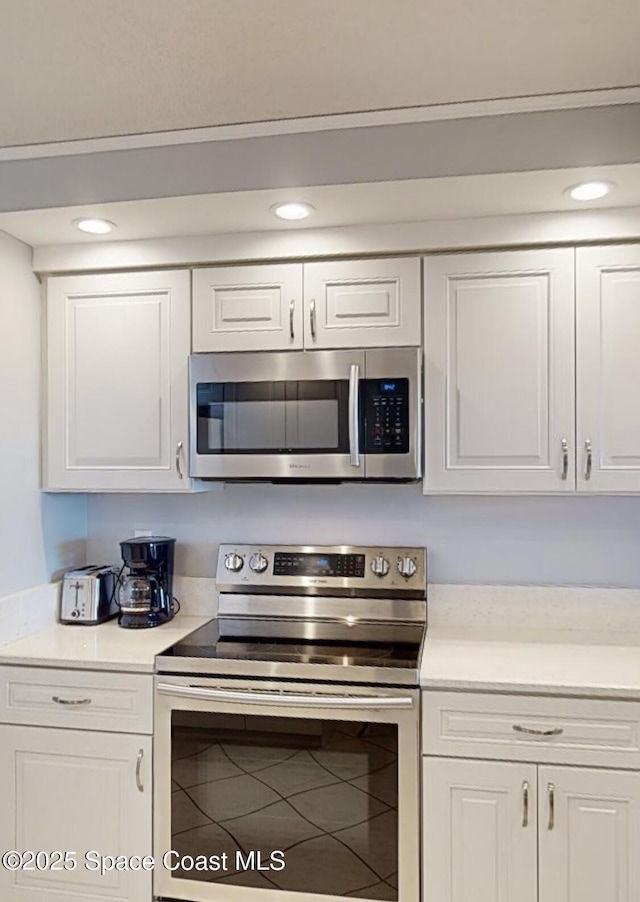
(420, 627, 640, 699)
(2, 590, 640, 699)
(0, 615, 210, 673)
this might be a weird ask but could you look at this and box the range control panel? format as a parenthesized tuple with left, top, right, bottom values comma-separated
(216, 544, 427, 597)
(361, 378, 410, 454)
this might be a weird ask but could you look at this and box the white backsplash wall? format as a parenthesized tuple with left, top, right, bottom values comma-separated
(87, 484, 640, 587)
(0, 230, 87, 599)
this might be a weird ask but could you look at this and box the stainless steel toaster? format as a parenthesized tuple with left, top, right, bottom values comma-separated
(60, 565, 118, 624)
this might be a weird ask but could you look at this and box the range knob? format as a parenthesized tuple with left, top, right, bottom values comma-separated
(397, 556, 417, 579)
(370, 555, 390, 578)
(249, 552, 269, 573)
(224, 552, 244, 572)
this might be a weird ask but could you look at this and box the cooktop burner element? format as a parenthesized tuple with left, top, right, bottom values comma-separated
(156, 544, 427, 685)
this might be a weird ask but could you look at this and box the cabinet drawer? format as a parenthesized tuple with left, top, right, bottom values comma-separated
(0, 666, 153, 734)
(422, 691, 640, 768)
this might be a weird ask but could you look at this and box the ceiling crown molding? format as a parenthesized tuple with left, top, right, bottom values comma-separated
(1, 93, 640, 216)
(0, 87, 639, 163)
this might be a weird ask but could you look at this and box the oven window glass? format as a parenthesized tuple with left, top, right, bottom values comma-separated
(170, 713, 398, 899)
(196, 381, 350, 454)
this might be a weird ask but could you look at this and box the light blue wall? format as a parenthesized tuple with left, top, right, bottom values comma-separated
(0, 230, 86, 599)
(87, 484, 640, 587)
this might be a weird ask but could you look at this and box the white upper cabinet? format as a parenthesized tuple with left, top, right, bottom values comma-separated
(424, 249, 576, 493)
(192, 258, 421, 352)
(192, 263, 304, 352)
(303, 257, 421, 348)
(577, 245, 640, 493)
(45, 270, 196, 492)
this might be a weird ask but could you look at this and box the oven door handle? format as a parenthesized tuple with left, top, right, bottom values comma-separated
(348, 363, 361, 469)
(157, 682, 413, 709)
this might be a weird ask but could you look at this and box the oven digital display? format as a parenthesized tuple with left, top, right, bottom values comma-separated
(273, 552, 365, 578)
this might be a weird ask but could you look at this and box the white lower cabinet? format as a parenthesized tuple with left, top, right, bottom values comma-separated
(539, 765, 640, 902)
(423, 758, 538, 902)
(0, 725, 152, 902)
(424, 754, 640, 902)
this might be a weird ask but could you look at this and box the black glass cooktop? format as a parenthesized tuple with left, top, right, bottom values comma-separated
(156, 617, 424, 681)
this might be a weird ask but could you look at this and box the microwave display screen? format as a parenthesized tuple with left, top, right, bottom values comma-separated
(273, 552, 366, 578)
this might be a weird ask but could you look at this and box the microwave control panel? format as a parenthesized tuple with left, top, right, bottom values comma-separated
(361, 378, 410, 453)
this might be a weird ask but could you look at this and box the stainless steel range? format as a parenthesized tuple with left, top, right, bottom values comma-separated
(154, 544, 426, 902)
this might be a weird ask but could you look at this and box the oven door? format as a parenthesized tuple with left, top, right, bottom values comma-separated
(154, 676, 420, 902)
(189, 350, 365, 480)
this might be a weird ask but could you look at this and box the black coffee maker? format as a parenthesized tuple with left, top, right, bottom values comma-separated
(118, 536, 176, 629)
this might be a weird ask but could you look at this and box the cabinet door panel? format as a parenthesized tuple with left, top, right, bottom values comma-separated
(423, 757, 537, 902)
(539, 766, 640, 902)
(577, 245, 640, 492)
(304, 257, 420, 348)
(424, 249, 575, 492)
(192, 264, 303, 351)
(46, 270, 191, 491)
(0, 725, 151, 902)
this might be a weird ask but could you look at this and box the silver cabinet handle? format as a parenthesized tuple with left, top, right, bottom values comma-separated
(561, 437, 569, 480)
(584, 439, 593, 481)
(175, 441, 184, 479)
(348, 363, 361, 468)
(548, 782, 555, 830)
(157, 682, 413, 709)
(289, 299, 295, 341)
(513, 725, 564, 737)
(52, 696, 92, 706)
(522, 780, 529, 828)
(309, 298, 317, 341)
(136, 749, 144, 792)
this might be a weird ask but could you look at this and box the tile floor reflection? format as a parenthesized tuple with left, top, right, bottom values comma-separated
(171, 719, 398, 899)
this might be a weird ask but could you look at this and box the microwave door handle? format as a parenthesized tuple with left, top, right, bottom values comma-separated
(157, 683, 413, 709)
(348, 363, 361, 468)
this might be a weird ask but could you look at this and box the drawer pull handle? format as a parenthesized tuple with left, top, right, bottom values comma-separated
(289, 299, 295, 341)
(136, 749, 144, 793)
(52, 696, 92, 706)
(522, 780, 529, 828)
(513, 725, 563, 738)
(548, 782, 555, 830)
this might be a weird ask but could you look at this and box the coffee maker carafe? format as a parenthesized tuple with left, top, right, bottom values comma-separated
(118, 536, 176, 629)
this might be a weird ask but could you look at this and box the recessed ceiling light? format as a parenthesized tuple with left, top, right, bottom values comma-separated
(565, 181, 613, 202)
(271, 202, 315, 221)
(73, 217, 116, 234)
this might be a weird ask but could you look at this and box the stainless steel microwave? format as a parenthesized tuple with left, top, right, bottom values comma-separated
(188, 348, 422, 481)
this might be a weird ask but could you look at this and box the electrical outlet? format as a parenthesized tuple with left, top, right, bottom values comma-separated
(134, 529, 153, 538)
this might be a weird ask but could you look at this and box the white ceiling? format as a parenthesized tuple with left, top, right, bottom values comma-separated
(2, 164, 640, 248)
(1, 0, 639, 147)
